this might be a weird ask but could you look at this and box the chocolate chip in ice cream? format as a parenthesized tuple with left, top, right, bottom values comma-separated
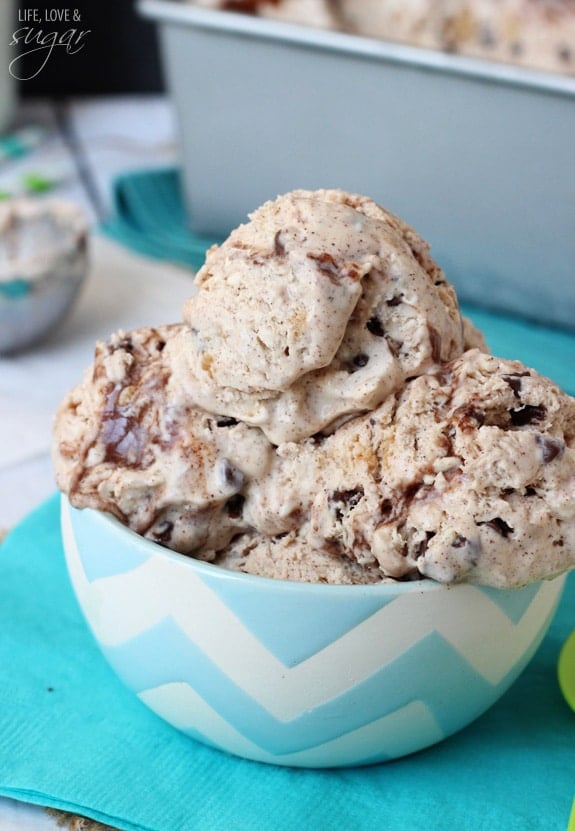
(216, 416, 240, 427)
(218, 458, 245, 492)
(478, 517, 514, 537)
(386, 295, 403, 307)
(366, 316, 385, 336)
(536, 434, 565, 464)
(510, 404, 547, 426)
(226, 494, 245, 519)
(502, 371, 530, 398)
(329, 487, 364, 520)
(151, 519, 175, 546)
(351, 353, 370, 370)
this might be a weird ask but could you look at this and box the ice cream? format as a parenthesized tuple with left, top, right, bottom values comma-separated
(53, 189, 575, 589)
(336, 0, 575, 76)
(228, 349, 575, 588)
(187, 0, 575, 77)
(54, 324, 272, 554)
(170, 189, 464, 443)
(190, 0, 340, 29)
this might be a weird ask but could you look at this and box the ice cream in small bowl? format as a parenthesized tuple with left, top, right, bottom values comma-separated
(60, 497, 566, 768)
(54, 190, 575, 767)
(0, 198, 88, 355)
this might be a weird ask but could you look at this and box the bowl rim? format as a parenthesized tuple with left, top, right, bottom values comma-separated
(63, 495, 465, 597)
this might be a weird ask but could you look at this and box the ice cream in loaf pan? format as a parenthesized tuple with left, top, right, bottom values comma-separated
(189, 0, 575, 77)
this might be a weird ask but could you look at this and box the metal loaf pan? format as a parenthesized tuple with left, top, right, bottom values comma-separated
(140, 0, 575, 330)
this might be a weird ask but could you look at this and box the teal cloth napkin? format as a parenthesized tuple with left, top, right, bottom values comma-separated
(102, 167, 222, 272)
(0, 495, 574, 831)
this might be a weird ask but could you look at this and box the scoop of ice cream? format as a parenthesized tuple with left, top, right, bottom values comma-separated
(53, 325, 273, 554)
(240, 349, 575, 588)
(172, 189, 464, 443)
(385, 349, 575, 587)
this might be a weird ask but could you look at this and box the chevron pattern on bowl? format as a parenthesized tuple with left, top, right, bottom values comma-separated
(61, 497, 565, 768)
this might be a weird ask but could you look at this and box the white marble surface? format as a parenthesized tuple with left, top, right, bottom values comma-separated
(0, 94, 186, 829)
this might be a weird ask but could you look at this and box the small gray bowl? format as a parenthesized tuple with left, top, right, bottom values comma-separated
(0, 198, 88, 355)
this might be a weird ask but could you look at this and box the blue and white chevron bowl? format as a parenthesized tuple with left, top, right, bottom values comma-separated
(61, 496, 565, 768)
